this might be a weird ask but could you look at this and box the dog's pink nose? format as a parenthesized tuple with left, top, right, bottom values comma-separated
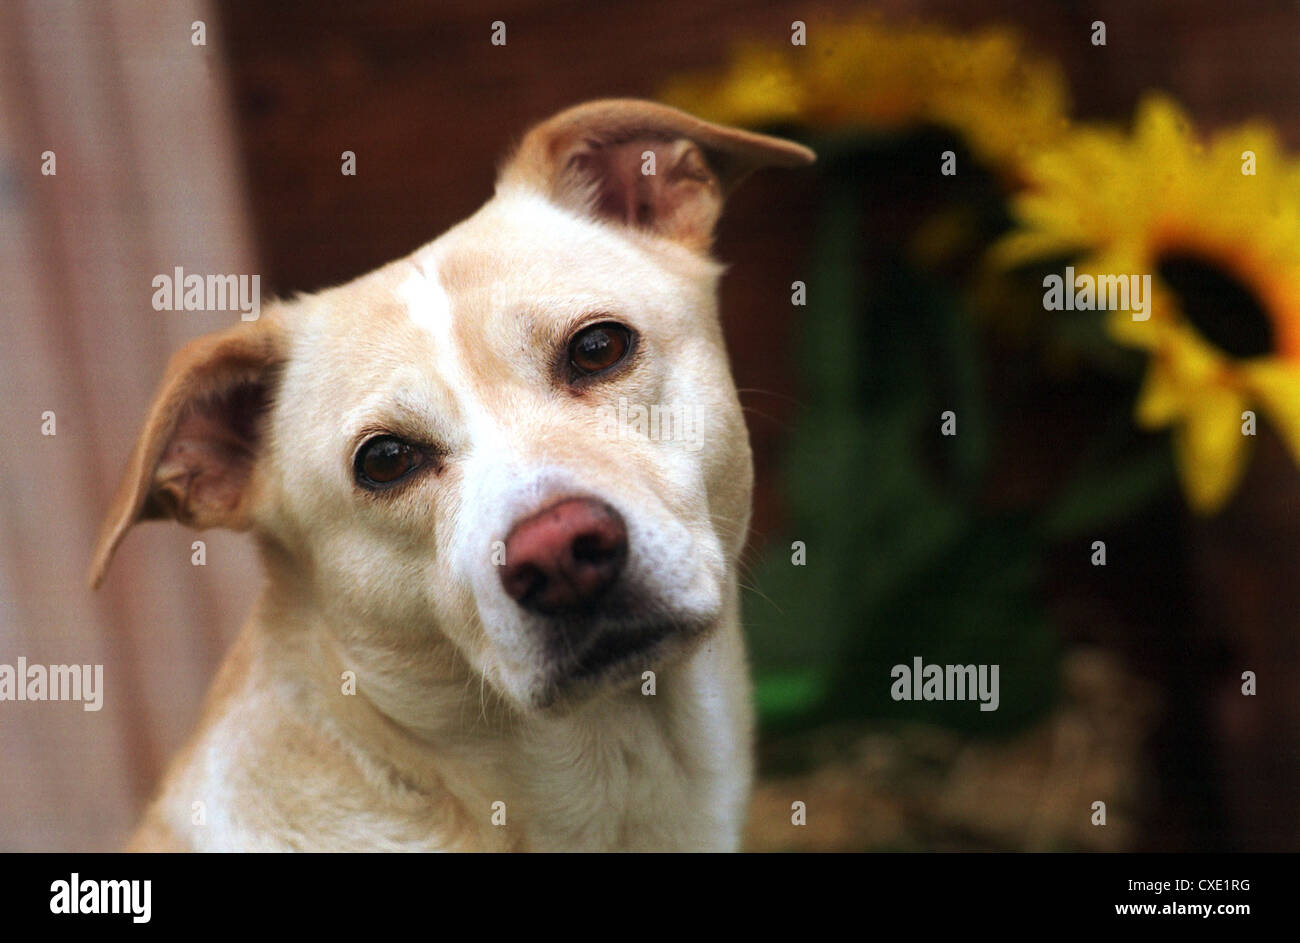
(500, 498, 628, 615)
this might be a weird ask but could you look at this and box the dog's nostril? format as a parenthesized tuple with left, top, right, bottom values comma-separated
(502, 562, 547, 607)
(499, 498, 628, 615)
(572, 533, 615, 564)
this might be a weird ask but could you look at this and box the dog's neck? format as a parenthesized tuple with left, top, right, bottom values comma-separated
(248, 577, 752, 851)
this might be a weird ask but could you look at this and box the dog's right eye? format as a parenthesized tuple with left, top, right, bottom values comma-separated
(355, 436, 425, 489)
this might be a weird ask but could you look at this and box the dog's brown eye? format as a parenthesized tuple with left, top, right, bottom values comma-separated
(569, 323, 632, 376)
(355, 436, 424, 488)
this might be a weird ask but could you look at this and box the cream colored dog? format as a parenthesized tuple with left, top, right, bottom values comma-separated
(91, 100, 813, 851)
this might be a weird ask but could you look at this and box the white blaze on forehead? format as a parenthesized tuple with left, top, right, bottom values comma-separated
(396, 252, 513, 521)
(397, 256, 471, 398)
(400, 257, 453, 343)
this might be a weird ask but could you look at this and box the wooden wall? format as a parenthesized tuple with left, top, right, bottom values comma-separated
(0, 0, 258, 850)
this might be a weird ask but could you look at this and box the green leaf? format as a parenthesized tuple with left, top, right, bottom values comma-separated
(1043, 442, 1175, 541)
(754, 670, 830, 722)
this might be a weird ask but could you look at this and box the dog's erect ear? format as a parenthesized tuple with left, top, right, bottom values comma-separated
(89, 320, 284, 588)
(499, 99, 815, 251)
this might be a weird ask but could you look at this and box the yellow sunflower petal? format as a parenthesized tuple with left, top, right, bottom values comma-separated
(1134, 358, 1185, 427)
(1241, 362, 1300, 461)
(1174, 386, 1250, 513)
(989, 230, 1085, 270)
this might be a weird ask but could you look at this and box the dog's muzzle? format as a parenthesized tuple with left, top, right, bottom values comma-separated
(498, 496, 683, 691)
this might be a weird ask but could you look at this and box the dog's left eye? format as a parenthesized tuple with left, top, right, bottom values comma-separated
(355, 436, 425, 489)
(569, 322, 633, 377)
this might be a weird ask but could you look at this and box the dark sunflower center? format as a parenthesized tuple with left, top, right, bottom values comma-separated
(1155, 251, 1273, 358)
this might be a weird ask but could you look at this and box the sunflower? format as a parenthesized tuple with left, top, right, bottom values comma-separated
(660, 15, 1070, 184)
(996, 95, 1300, 512)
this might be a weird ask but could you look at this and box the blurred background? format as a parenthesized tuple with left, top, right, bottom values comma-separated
(2, 0, 1299, 851)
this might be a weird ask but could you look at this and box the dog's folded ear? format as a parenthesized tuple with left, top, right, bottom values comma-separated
(89, 319, 284, 588)
(499, 98, 815, 251)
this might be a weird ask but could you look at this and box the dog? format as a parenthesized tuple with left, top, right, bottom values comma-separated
(90, 99, 814, 851)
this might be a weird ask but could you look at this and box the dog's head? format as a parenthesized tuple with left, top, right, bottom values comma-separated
(91, 100, 813, 716)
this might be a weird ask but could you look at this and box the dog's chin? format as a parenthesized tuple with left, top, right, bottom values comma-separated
(517, 613, 718, 714)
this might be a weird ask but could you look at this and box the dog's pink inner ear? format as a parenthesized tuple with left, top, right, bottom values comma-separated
(502, 100, 814, 252)
(90, 322, 283, 589)
(144, 381, 269, 528)
(564, 136, 723, 249)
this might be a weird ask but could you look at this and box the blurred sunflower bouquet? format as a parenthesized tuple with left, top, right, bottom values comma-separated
(661, 15, 1300, 733)
(995, 98, 1300, 512)
(662, 16, 1070, 184)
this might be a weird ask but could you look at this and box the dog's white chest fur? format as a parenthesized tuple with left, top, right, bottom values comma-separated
(150, 618, 751, 852)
